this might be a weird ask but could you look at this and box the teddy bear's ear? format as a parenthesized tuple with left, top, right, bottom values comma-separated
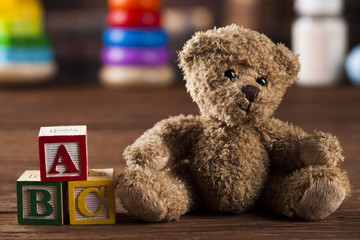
(177, 45, 195, 73)
(177, 35, 201, 73)
(177, 30, 213, 73)
(273, 44, 300, 79)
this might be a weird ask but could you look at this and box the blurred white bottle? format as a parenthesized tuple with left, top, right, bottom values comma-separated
(292, 0, 348, 86)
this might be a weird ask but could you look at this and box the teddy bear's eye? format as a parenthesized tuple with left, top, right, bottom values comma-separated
(224, 69, 237, 80)
(256, 77, 267, 87)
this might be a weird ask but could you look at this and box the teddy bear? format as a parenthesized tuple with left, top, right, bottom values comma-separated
(115, 24, 351, 222)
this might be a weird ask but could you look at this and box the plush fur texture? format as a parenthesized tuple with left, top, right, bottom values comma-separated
(116, 25, 351, 222)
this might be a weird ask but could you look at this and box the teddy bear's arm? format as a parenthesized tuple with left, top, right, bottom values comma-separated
(123, 114, 203, 170)
(259, 117, 344, 173)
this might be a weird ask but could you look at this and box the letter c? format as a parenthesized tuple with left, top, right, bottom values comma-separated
(78, 187, 105, 217)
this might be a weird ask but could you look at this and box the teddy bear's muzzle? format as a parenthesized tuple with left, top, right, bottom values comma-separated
(241, 85, 260, 102)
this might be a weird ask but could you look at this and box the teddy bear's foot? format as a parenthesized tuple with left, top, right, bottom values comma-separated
(260, 165, 351, 220)
(294, 177, 347, 220)
(115, 165, 193, 222)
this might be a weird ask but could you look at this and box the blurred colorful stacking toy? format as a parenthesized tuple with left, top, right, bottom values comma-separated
(0, 0, 56, 84)
(100, 0, 174, 87)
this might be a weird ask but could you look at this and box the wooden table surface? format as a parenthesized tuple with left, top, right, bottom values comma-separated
(0, 83, 359, 239)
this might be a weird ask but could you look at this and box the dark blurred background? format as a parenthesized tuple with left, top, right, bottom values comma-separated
(41, 0, 360, 84)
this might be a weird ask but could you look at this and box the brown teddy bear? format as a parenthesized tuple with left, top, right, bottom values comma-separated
(116, 24, 351, 222)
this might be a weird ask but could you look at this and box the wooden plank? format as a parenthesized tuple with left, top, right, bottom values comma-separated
(0, 86, 198, 128)
(1, 211, 360, 239)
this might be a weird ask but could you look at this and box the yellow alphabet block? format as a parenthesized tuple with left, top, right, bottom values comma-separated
(68, 169, 115, 225)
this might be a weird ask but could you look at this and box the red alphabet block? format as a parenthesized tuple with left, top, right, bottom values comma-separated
(39, 125, 88, 182)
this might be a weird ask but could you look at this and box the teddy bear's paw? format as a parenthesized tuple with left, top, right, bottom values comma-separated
(115, 168, 168, 222)
(123, 141, 171, 171)
(118, 184, 168, 222)
(294, 178, 347, 220)
(299, 131, 344, 167)
(115, 166, 192, 222)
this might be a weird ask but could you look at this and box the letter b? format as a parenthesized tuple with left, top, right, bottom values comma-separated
(27, 189, 54, 217)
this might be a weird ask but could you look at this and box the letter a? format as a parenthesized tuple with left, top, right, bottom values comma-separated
(48, 144, 80, 174)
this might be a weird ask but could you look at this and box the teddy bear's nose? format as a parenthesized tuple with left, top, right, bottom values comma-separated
(242, 85, 260, 102)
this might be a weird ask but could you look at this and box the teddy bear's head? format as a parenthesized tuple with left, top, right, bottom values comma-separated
(178, 25, 300, 127)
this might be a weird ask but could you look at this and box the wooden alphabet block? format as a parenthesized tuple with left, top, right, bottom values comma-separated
(68, 169, 115, 225)
(17, 170, 63, 225)
(38, 125, 88, 182)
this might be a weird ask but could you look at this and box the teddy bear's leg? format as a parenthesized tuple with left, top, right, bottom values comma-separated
(260, 165, 351, 220)
(115, 165, 198, 222)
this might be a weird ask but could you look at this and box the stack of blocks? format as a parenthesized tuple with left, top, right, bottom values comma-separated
(17, 126, 115, 225)
(99, 0, 174, 87)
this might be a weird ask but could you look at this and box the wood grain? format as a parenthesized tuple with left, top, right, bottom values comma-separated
(0, 84, 359, 239)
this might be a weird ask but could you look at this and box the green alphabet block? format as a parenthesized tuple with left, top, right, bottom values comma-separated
(17, 170, 63, 225)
